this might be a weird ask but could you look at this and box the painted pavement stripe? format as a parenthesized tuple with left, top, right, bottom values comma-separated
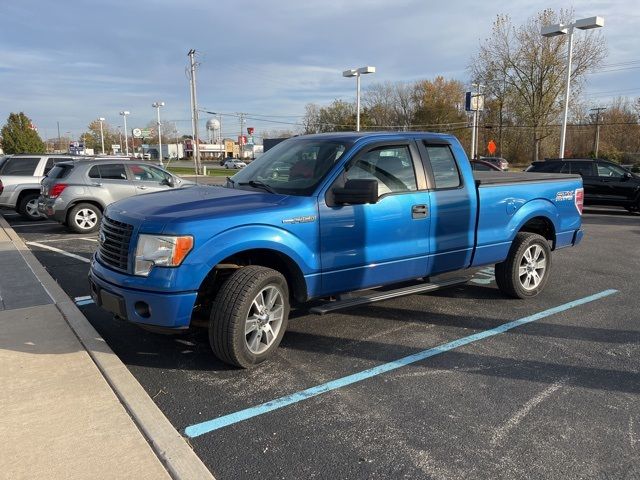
(185, 289, 618, 438)
(26, 241, 91, 263)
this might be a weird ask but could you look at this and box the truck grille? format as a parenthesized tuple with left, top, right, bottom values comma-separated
(97, 216, 133, 273)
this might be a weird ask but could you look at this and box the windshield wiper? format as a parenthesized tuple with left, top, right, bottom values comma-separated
(238, 180, 276, 194)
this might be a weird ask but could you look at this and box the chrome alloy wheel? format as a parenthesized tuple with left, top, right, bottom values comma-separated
(74, 208, 98, 230)
(518, 244, 547, 290)
(25, 198, 41, 218)
(245, 285, 285, 354)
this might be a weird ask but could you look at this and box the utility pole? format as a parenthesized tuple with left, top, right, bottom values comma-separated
(590, 107, 606, 158)
(188, 49, 202, 175)
(238, 113, 245, 159)
(470, 83, 484, 159)
(57, 122, 61, 153)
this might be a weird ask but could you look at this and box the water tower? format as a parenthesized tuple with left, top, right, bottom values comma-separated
(206, 118, 221, 144)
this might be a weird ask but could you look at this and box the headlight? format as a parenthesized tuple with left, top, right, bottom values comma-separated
(134, 234, 193, 276)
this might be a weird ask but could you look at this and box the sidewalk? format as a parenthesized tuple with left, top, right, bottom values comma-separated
(0, 216, 213, 479)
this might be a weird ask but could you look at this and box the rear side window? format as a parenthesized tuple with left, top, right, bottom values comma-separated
(47, 164, 73, 179)
(88, 164, 128, 180)
(0, 157, 40, 175)
(43, 157, 71, 175)
(528, 162, 565, 173)
(569, 162, 594, 176)
(425, 145, 460, 189)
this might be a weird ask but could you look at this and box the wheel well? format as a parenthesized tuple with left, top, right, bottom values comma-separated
(17, 189, 40, 204)
(67, 200, 104, 217)
(519, 216, 556, 247)
(196, 249, 308, 317)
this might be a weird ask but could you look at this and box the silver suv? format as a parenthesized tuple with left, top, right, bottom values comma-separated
(0, 154, 83, 219)
(39, 159, 191, 233)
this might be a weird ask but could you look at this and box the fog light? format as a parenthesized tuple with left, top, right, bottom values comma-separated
(134, 301, 151, 318)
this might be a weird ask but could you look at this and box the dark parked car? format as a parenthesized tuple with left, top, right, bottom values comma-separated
(470, 159, 502, 172)
(526, 158, 640, 212)
(479, 156, 509, 171)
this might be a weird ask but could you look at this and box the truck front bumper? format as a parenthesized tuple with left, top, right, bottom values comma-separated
(89, 268, 197, 329)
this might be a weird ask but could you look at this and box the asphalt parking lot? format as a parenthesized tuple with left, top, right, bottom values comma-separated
(2, 206, 638, 480)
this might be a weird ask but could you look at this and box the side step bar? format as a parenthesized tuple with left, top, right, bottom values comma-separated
(309, 276, 470, 315)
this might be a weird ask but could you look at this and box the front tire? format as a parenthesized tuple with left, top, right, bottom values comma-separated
(17, 193, 43, 220)
(67, 203, 102, 233)
(495, 232, 551, 299)
(209, 266, 290, 368)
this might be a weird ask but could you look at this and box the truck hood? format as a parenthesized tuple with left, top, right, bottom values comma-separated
(106, 185, 290, 225)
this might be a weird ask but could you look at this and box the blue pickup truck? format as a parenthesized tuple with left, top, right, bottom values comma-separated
(89, 132, 584, 367)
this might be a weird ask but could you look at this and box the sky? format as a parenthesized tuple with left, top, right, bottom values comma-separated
(1, 0, 638, 142)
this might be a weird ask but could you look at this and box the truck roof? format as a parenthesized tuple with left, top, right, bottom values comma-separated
(294, 131, 457, 142)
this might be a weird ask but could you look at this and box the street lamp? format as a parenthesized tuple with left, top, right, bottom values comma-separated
(119, 111, 130, 156)
(342, 66, 376, 132)
(98, 117, 106, 155)
(152, 101, 165, 166)
(541, 16, 604, 158)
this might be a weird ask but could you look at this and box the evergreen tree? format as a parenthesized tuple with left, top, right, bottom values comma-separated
(1, 112, 46, 154)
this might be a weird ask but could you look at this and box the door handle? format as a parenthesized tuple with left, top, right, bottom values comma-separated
(412, 204, 428, 219)
(137, 186, 148, 190)
(91, 183, 102, 187)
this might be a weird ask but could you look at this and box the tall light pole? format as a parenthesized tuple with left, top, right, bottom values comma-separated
(98, 117, 106, 155)
(119, 111, 130, 156)
(152, 102, 165, 166)
(542, 16, 604, 158)
(343, 66, 376, 132)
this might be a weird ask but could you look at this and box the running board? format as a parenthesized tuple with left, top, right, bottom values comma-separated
(309, 277, 470, 315)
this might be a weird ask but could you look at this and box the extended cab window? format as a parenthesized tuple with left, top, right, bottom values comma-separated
(425, 145, 460, 189)
(0, 157, 40, 175)
(346, 145, 417, 196)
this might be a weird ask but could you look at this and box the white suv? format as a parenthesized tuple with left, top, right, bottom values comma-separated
(0, 154, 83, 220)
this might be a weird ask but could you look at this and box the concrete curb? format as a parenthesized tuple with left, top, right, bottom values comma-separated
(0, 215, 214, 480)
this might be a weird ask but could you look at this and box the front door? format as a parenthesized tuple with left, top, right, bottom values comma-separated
(128, 164, 174, 194)
(318, 143, 431, 296)
(595, 161, 636, 204)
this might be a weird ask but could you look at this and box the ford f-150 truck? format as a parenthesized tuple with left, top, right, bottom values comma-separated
(89, 132, 584, 368)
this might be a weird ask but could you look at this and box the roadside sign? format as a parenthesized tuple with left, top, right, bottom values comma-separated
(465, 92, 485, 112)
(487, 140, 497, 155)
(132, 128, 153, 138)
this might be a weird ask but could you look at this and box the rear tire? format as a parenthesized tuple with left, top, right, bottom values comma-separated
(17, 193, 43, 221)
(495, 232, 551, 299)
(209, 266, 289, 368)
(67, 203, 102, 233)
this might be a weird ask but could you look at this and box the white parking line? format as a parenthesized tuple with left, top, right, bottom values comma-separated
(11, 222, 58, 228)
(26, 241, 91, 263)
(22, 237, 97, 244)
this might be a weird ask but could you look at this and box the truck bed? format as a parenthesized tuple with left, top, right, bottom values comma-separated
(474, 171, 581, 185)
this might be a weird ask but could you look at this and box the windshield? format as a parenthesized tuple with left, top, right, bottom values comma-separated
(230, 137, 351, 195)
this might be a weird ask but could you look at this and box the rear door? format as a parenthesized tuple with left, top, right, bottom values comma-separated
(418, 141, 476, 275)
(567, 161, 598, 202)
(87, 163, 137, 205)
(127, 164, 174, 194)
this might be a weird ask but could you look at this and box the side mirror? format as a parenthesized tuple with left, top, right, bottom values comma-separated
(333, 179, 378, 205)
(624, 172, 632, 180)
(161, 177, 174, 187)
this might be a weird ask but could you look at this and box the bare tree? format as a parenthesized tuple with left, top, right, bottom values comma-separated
(470, 9, 607, 161)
